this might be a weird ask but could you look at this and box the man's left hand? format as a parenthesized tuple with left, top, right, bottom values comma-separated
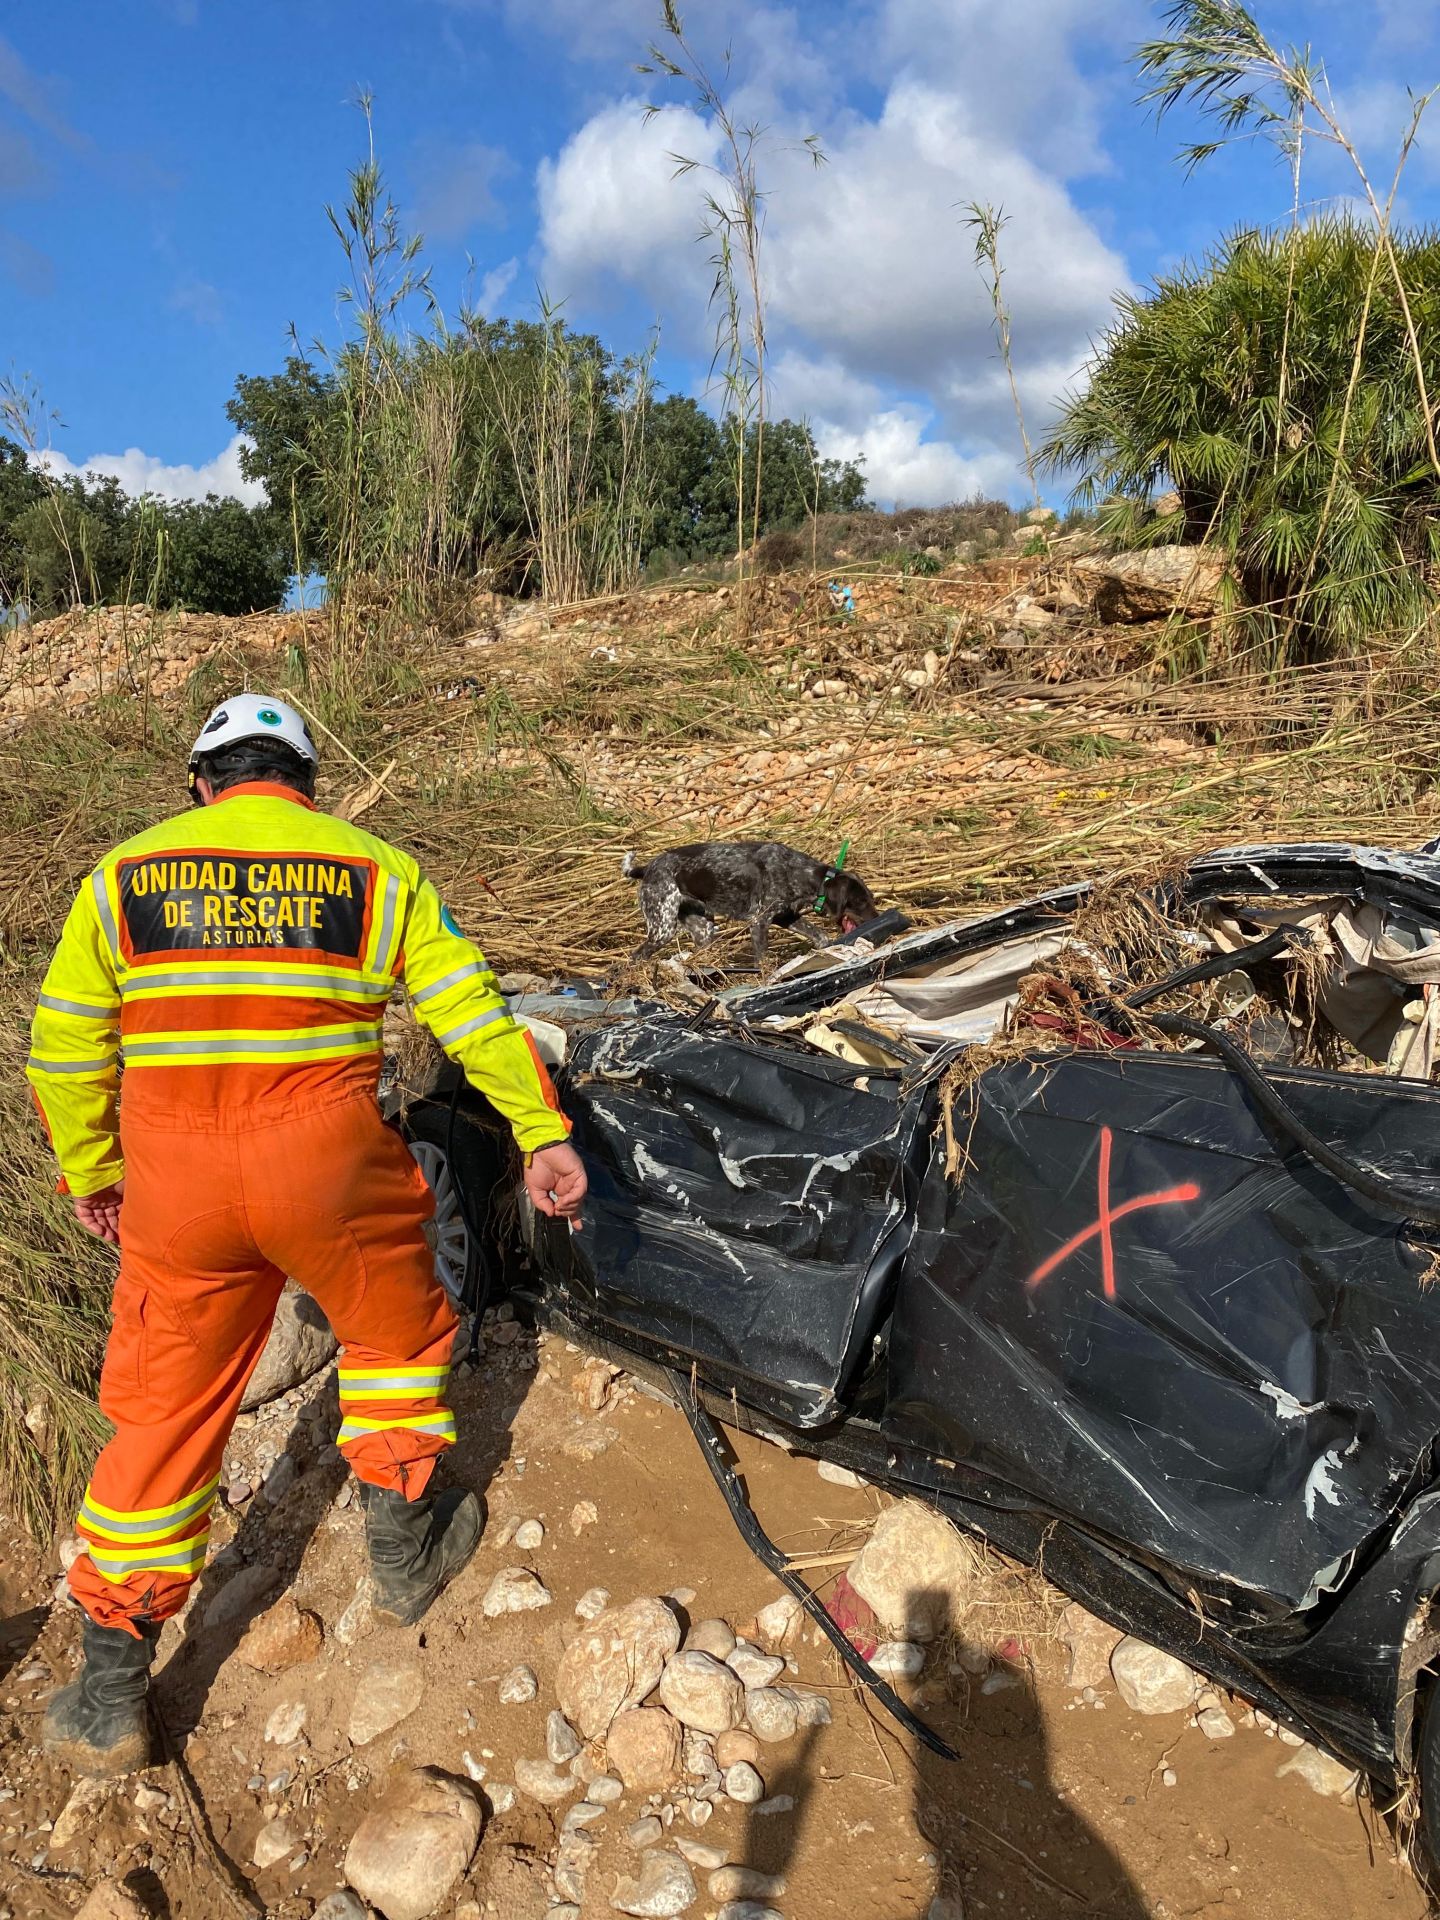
(74, 1180, 125, 1246)
(525, 1142, 587, 1229)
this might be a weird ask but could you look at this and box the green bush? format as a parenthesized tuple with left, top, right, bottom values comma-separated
(1041, 216, 1440, 657)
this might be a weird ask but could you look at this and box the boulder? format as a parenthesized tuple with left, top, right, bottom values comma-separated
(848, 1501, 977, 1642)
(345, 1766, 483, 1920)
(606, 1707, 683, 1791)
(235, 1595, 324, 1674)
(1073, 545, 1225, 623)
(609, 1850, 697, 1916)
(241, 1283, 337, 1410)
(1110, 1637, 1199, 1715)
(348, 1658, 424, 1747)
(556, 1596, 682, 1741)
(658, 1651, 746, 1735)
(1058, 1602, 1121, 1692)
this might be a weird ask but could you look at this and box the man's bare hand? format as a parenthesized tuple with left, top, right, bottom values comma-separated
(74, 1180, 125, 1247)
(525, 1142, 587, 1229)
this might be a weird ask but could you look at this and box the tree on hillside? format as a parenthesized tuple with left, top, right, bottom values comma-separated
(1040, 217, 1440, 658)
(0, 436, 45, 607)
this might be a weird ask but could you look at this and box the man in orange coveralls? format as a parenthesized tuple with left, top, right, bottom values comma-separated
(27, 692, 587, 1774)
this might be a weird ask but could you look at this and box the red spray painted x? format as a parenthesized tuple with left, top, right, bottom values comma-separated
(1025, 1125, 1200, 1300)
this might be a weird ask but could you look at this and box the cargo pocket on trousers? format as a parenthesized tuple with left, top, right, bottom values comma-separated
(99, 1279, 149, 1406)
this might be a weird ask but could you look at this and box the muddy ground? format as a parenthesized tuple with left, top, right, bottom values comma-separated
(0, 1317, 1428, 1920)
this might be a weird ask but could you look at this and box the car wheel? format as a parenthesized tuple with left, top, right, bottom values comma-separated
(408, 1136, 470, 1310)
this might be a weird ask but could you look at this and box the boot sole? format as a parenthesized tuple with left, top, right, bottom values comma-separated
(371, 1492, 484, 1629)
(43, 1726, 150, 1778)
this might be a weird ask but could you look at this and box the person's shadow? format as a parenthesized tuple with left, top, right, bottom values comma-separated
(731, 1585, 1147, 1919)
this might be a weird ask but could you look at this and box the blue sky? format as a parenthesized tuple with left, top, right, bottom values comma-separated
(4, 0, 1438, 509)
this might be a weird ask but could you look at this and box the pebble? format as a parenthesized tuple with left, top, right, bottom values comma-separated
(609, 1849, 698, 1916)
(791, 1691, 832, 1728)
(715, 1906, 783, 1920)
(722, 1762, 765, 1804)
(333, 1585, 374, 1648)
(745, 1688, 799, 1743)
(252, 1818, 299, 1868)
(310, 1894, 369, 1920)
(549, 1909, 582, 1920)
(1277, 1743, 1361, 1799)
(1197, 1706, 1236, 1740)
(50, 1777, 111, 1851)
(666, 1586, 698, 1608)
(575, 1586, 612, 1622)
(755, 1795, 793, 1816)
(684, 1798, 713, 1827)
(726, 1644, 784, 1690)
(263, 1701, 307, 1746)
(589, 1773, 625, 1804)
(628, 1815, 664, 1848)
(563, 1800, 608, 1832)
(1058, 1601, 1123, 1692)
(710, 1867, 787, 1901)
(226, 1481, 253, 1507)
(481, 1567, 553, 1617)
(261, 1453, 298, 1504)
(547, 1710, 583, 1764)
(817, 1460, 862, 1487)
(685, 1618, 736, 1661)
(870, 1642, 926, 1678)
(608, 1706, 684, 1790)
(674, 1838, 728, 1871)
(753, 1595, 802, 1649)
(235, 1594, 324, 1674)
(1110, 1637, 1199, 1716)
(1161, 1767, 1178, 1788)
(461, 1751, 487, 1782)
(1278, 1727, 1305, 1747)
(514, 1519, 545, 1550)
(658, 1651, 746, 1735)
(348, 1658, 424, 1746)
(345, 1765, 483, 1920)
(498, 1664, 539, 1705)
(487, 1783, 516, 1814)
(570, 1500, 600, 1534)
(514, 1758, 580, 1805)
(714, 1729, 760, 1770)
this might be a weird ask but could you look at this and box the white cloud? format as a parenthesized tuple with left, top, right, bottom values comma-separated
(816, 406, 1020, 508)
(168, 276, 224, 328)
(535, 10, 1133, 504)
(475, 256, 520, 315)
(36, 432, 266, 506)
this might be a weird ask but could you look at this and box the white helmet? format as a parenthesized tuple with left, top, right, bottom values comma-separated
(188, 694, 319, 787)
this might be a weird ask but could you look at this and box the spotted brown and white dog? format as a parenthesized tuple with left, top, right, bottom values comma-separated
(623, 841, 880, 967)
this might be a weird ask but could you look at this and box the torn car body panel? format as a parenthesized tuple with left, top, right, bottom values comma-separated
(428, 841, 1440, 1796)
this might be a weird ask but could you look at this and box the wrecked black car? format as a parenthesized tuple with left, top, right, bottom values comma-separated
(400, 842, 1440, 1860)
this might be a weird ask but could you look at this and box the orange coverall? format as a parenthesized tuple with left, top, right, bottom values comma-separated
(28, 782, 569, 1633)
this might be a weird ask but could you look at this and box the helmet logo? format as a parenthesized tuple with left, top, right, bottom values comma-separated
(203, 710, 229, 734)
(257, 708, 282, 726)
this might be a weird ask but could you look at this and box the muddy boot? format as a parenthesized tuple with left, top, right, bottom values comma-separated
(359, 1482, 483, 1628)
(42, 1616, 159, 1776)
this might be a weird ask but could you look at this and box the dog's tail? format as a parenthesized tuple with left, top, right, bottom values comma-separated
(621, 851, 648, 882)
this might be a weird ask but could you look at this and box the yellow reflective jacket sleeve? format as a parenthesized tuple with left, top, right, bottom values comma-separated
(399, 874, 571, 1156)
(27, 877, 125, 1197)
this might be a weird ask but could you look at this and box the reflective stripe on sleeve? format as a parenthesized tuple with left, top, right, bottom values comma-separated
(26, 1052, 120, 1076)
(91, 871, 120, 959)
(373, 872, 401, 975)
(38, 993, 114, 1019)
(433, 1007, 508, 1047)
(410, 962, 485, 1006)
